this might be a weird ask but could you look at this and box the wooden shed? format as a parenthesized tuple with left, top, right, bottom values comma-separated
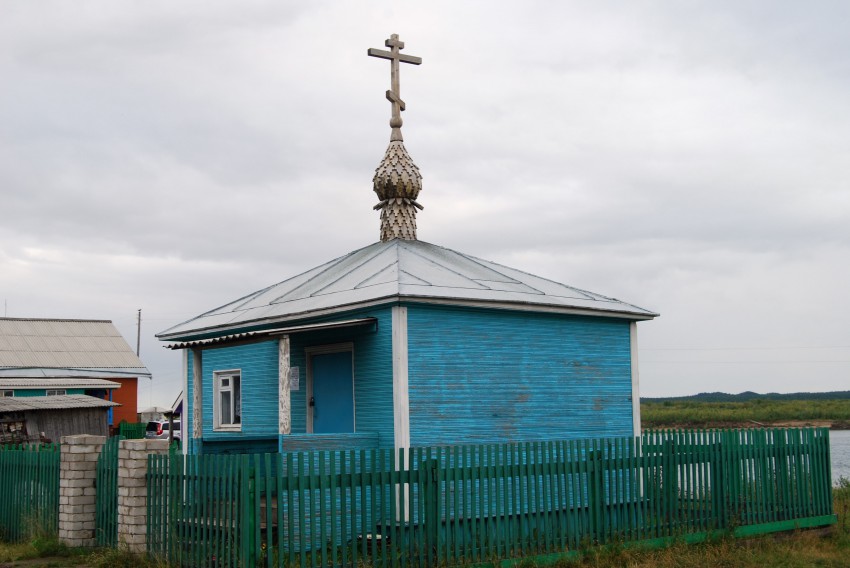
(0, 394, 119, 443)
(156, 34, 658, 455)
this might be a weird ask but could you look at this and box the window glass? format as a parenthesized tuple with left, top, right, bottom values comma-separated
(234, 378, 241, 424)
(0, 391, 13, 397)
(214, 371, 241, 429)
(221, 391, 232, 425)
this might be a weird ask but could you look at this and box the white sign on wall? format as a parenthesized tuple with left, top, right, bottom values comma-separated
(289, 367, 300, 391)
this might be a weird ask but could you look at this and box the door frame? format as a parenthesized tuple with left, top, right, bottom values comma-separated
(305, 342, 355, 434)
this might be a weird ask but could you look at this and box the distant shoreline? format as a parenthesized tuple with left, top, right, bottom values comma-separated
(640, 395, 850, 431)
(642, 419, 850, 431)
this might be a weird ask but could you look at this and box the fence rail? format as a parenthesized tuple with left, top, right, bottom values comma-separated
(0, 443, 60, 542)
(147, 428, 834, 567)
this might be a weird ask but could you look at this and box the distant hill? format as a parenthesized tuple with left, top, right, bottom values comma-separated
(643, 391, 850, 403)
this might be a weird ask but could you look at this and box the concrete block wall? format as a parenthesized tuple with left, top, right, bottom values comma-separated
(58, 435, 106, 547)
(117, 439, 169, 552)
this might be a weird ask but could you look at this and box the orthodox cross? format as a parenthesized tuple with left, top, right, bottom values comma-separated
(368, 34, 422, 141)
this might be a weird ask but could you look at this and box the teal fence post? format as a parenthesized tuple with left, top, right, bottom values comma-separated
(587, 449, 597, 544)
(663, 438, 678, 533)
(422, 455, 440, 567)
(712, 434, 726, 530)
(239, 455, 256, 568)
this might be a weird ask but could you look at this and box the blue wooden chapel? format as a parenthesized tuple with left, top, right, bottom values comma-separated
(156, 35, 658, 455)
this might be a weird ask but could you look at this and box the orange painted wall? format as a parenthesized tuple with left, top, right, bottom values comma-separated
(108, 377, 139, 426)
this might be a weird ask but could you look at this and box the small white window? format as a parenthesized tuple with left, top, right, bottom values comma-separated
(0, 390, 13, 397)
(213, 371, 241, 431)
(45, 389, 66, 396)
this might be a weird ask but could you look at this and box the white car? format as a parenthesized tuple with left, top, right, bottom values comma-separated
(144, 420, 181, 441)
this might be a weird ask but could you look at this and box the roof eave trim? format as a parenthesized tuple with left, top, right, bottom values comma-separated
(163, 318, 379, 350)
(158, 294, 658, 342)
(0, 367, 152, 377)
(400, 296, 659, 320)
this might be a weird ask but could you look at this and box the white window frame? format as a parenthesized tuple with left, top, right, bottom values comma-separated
(45, 389, 66, 396)
(213, 370, 242, 432)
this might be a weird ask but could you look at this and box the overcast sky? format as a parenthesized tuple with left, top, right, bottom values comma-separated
(2, 2, 848, 408)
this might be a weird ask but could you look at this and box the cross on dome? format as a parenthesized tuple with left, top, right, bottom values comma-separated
(368, 34, 422, 142)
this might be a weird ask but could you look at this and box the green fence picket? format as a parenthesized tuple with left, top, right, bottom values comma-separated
(0, 443, 59, 541)
(135, 427, 837, 567)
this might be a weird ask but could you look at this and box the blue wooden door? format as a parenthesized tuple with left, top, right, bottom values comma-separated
(311, 351, 354, 433)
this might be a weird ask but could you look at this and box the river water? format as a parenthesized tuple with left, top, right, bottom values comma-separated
(831, 429, 850, 485)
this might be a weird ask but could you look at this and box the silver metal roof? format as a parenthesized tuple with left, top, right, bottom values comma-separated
(0, 378, 120, 389)
(159, 240, 657, 341)
(0, 318, 150, 374)
(0, 368, 149, 379)
(0, 394, 120, 413)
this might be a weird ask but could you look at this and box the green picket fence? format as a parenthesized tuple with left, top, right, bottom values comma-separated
(95, 435, 123, 547)
(146, 428, 835, 568)
(0, 443, 60, 542)
(118, 422, 147, 439)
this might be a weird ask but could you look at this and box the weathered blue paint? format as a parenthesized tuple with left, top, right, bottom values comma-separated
(200, 436, 279, 455)
(311, 351, 355, 433)
(287, 306, 395, 447)
(183, 300, 634, 454)
(201, 340, 279, 444)
(185, 307, 395, 453)
(406, 304, 634, 446)
(280, 432, 380, 452)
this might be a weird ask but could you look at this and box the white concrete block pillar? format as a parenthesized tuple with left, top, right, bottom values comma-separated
(59, 435, 106, 547)
(117, 439, 169, 552)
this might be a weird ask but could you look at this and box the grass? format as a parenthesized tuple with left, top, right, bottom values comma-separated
(2, 481, 848, 567)
(641, 398, 850, 428)
(528, 478, 850, 568)
(0, 539, 167, 567)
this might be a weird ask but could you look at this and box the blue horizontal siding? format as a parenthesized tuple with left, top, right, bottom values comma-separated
(183, 306, 394, 452)
(288, 307, 394, 448)
(406, 305, 633, 446)
(201, 340, 279, 441)
(280, 432, 380, 452)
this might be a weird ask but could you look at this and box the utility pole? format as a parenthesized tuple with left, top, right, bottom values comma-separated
(136, 309, 141, 356)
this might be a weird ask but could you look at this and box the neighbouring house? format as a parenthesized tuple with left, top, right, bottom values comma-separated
(0, 318, 151, 433)
(138, 406, 170, 424)
(156, 35, 658, 455)
(0, 394, 119, 443)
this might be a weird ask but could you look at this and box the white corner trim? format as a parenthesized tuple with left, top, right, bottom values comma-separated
(630, 322, 641, 437)
(191, 349, 203, 440)
(182, 349, 189, 455)
(279, 335, 291, 435)
(392, 306, 410, 450)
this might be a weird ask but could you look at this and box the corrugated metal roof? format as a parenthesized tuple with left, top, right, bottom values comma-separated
(0, 318, 150, 373)
(164, 318, 377, 350)
(0, 394, 119, 412)
(158, 240, 658, 340)
(0, 378, 120, 389)
(0, 368, 150, 379)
